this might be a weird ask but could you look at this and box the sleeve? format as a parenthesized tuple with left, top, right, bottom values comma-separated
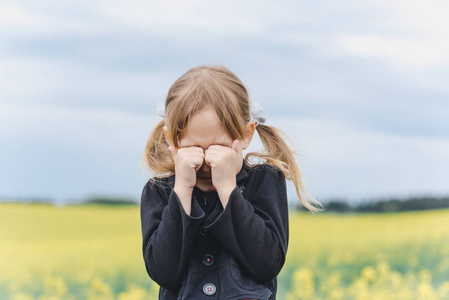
(204, 165, 289, 283)
(140, 180, 205, 290)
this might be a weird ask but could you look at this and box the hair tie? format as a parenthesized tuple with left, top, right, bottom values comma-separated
(156, 102, 165, 118)
(250, 101, 266, 127)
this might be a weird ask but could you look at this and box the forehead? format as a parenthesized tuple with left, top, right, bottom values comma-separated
(178, 108, 232, 148)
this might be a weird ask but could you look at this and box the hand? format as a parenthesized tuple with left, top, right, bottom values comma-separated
(168, 146, 204, 215)
(205, 140, 243, 207)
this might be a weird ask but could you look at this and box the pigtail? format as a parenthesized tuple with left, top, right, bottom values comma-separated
(142, 119, 175, 178)
(246, 123, 323, 213)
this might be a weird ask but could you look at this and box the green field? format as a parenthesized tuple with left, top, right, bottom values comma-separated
(1, 203, 449, 299)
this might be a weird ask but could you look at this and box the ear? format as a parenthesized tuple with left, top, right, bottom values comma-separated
(163, 126, 175, 148)
(240, 121, 256, 150)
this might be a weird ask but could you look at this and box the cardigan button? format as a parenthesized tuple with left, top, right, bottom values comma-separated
(200, 227, 208, 236)
(202, 254, 214, 266)
(203, 283, 216, 296)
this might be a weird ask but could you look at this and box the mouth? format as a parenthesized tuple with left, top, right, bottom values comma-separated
(197, 173, 212, 181)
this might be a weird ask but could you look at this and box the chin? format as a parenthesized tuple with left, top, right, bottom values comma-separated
(196, 180, 215, 193)
(196, 185, 215, 193)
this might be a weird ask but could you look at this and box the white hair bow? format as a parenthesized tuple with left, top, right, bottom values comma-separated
(250, 101, 266, 126)
(156, 102, 165, 118)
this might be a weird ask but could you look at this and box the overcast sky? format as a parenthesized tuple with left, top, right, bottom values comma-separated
(1, 0, 448, 205)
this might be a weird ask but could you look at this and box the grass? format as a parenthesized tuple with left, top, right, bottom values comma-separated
(1, 203, 449, 299)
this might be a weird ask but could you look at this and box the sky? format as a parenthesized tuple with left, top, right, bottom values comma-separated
(1, 0, 448, 205)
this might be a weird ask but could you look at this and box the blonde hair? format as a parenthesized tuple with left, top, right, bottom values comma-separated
(143, 65, 322, 212)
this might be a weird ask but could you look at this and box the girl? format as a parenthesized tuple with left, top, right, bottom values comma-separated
(141, 65, 321, 300)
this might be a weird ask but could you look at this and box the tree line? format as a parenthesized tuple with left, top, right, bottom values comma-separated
(317, 196, 449, 213)
(3, 195, 449, 213)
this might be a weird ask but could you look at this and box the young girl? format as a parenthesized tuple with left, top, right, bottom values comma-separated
(141, 65, 321, 300)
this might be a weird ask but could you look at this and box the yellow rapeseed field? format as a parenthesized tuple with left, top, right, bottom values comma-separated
(1, 203, 449, 299)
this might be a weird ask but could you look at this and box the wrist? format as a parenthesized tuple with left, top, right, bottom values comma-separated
(213, 178, 236, 193)
(174, 183, 193, 194)
(215, 183, 236, 194)
(174, 185, 193, 201)
(215, 184, 236, 209)
(174, 185, 193, 215)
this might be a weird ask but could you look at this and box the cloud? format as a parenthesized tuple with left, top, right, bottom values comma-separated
(103, 0, 262, 37)
(339, 34, 449, 69)
(0, 4, 33, 26)
(0, 2, 108, 38)
(337, 0, 449, 69)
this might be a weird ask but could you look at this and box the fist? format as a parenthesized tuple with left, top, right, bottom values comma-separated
(204, 140, 243, 192)
(169, 146, 204, 190)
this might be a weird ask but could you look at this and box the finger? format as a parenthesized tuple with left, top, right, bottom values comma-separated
(204, 154, 211, 167)
(189, 154, 204, 163)
(189, 146, 205, 153)
(194, 162, 203, 172)
(232, 140, 243, 168)
(231, 139, 240, 154)
(204, 152, 214, 167)
(206, 144, 230, 152)
(192, 155, 205, 172)
(168, 146, 177, 159)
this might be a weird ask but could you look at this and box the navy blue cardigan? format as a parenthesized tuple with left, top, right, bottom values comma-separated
(140, 162, 289, 299)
